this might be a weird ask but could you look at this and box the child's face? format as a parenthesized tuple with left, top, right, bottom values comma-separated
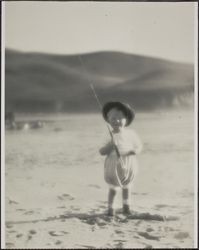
(107, 108, 127, 131)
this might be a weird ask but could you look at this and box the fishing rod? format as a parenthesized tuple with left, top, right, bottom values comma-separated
(78, 55, 121, 158)
(77, 55, 125, 187)
(89, 84, 122, 159)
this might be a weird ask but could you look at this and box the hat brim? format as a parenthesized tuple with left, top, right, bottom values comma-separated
(102, 101, 135, 126)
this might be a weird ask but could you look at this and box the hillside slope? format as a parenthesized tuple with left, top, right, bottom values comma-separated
(5, 49, 194, 112)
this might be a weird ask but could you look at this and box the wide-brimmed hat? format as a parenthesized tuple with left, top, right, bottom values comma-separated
(102, 101, 135, 126)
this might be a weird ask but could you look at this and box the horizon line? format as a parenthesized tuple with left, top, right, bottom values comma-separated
(5, 47, 194, 65)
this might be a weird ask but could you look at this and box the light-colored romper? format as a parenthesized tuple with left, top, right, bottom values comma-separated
(104, 129, 142, 187)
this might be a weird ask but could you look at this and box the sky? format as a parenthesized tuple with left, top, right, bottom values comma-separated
(4, 1, 197, 63)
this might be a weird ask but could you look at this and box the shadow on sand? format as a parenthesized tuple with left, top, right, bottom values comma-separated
(6, 211, 179, 227)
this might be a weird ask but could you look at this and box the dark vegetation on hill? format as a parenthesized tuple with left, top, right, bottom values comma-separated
(5, 49, 194, 113)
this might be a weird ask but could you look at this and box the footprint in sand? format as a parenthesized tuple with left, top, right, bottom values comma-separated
(55, 240, 62, 245)
(49, 231, 65, 237)
(115, 229, 124, 235)
(115, 242, 124, 248)
(58, 193, 75, 201)
(29, 230, 37, 235)
(84, 218, 96, 226)
(16, 233, 23, 238)
(6, 224, 13, 229)
(61, 231, 69, 235)
(88, 184, 101, 189)
(135, 220, 142, 226)
(154, 204, 168, 209)
(25, 230, 37, 242)
(174, 232, 190, 240)
(144, 244, 153, 249)
(8, 199, 18, 205)
(82, 216, 108, 227)
(79, 244, 96, 248)
(26, 235, 32, 242)
(114, 239, 126, 248)
(146, 227, 154, 232)
(138, 231, 160, 241)
(95, 218, 107, 227)
(16, 208, 26, 211)
(24, 210, 40, 215)
(114, 239, 126, 243)
(6, 243, 14, 248)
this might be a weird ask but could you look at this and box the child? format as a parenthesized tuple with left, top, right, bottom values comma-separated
(99, 101, 142, 216)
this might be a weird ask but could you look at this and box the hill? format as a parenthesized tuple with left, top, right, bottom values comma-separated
(5, 49, 194, 112)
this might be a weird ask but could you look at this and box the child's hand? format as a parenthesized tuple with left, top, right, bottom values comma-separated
(106, 142, 115, 154)
(126, 150, 136, 156)
(99, 142, 114, 155)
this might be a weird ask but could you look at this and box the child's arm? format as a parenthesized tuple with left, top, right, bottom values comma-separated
(99, 141, 114, 156)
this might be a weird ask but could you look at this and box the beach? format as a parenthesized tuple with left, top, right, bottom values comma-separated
(5, 111, 195, 248)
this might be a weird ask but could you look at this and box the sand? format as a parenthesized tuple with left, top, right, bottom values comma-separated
(4, 111, 195, 248)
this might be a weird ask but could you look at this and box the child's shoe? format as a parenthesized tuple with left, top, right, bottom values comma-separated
(107, 207, 115, 216)
(123, 204, 131, 215)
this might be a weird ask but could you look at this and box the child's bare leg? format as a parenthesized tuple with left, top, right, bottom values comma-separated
(107, 185, 117, 216)
(122, 185, 131, 214)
